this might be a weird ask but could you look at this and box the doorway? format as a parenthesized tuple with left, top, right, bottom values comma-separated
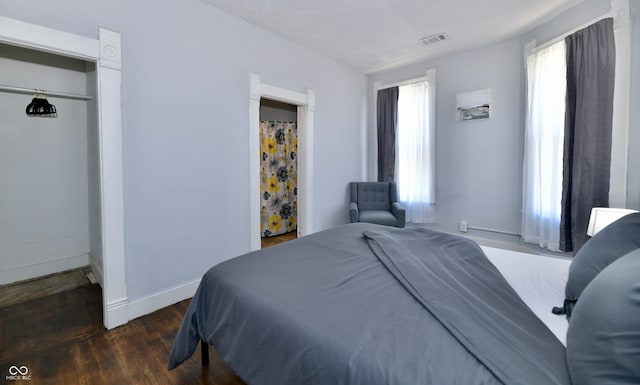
(0, 17, 127, 329)
(259, 99, 298, 248)
(248, 74, 315, 252)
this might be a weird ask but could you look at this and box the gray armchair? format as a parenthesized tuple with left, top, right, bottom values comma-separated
(349, 182, 405, 228)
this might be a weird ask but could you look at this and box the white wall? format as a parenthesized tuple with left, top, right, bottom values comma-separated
(1, 0, 367, 305)
(433, 40, 524, 237)
(0, 44, 93, 284)
(369, 39, 523, 240)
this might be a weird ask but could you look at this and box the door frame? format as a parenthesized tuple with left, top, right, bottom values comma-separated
(249, 74, 315, 250)
(0, 17, 128, 329)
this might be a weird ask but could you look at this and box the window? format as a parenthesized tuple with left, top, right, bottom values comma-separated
(521, 41, 566, 251)
(395, 71, 436, 223)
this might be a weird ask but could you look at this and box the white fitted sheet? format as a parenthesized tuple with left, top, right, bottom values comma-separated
(482, 246, 571, 346)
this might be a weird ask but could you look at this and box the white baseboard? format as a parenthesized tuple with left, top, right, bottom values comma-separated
(105, 297, 129, 329)
(126, 278, 201, 322)
(0, 253, 90, 286)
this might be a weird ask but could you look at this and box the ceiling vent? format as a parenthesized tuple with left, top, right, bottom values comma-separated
(419, 33, 449, 46)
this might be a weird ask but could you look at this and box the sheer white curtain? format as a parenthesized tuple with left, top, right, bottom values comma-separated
(522, 41, 566, 251)
(396, 76, 436, 223)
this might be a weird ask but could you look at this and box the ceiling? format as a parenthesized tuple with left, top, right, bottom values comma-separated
(202, 0, 582, 74)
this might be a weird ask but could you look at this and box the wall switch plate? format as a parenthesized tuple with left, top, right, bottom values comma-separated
(459, 220, 468, 232)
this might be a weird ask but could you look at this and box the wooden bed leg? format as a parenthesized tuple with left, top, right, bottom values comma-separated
(201, 341, 209, 367)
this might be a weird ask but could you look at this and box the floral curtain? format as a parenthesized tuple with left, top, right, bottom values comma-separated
(260, 121, 297, 237)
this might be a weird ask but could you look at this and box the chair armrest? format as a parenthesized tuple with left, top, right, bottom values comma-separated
(391, 202, 406, 228)
(349, 202, 359, 223)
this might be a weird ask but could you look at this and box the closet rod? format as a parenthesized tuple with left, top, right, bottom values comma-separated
(0, 84, 93, 101)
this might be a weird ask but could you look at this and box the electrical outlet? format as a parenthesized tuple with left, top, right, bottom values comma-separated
(459, 220, 468, 232)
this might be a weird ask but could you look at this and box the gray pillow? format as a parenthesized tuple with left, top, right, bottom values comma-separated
(562, 212, 640, 317)
(566, 248, 640, 385)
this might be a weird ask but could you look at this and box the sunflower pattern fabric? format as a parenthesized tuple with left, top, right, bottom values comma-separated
(260, 121, 297, 237)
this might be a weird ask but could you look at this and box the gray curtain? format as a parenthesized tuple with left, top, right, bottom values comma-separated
(377, 87, 399, 182)
(560, 18, 616, 252)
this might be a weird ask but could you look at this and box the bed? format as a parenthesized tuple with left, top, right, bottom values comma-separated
(168, 223, 578, 384)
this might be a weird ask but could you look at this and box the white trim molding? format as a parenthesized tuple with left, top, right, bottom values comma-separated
(105, 298, 129, 329)
(249, 74, 315, 251)
(0, 16, 99, 60)
(99, 28, 122, 70)
(0, 17, 127, 330)
(97, 27, 128, 329)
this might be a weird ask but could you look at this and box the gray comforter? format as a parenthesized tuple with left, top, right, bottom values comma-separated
(169, 223, 570, 385)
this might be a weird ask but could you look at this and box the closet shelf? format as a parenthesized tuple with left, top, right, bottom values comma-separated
(0, 84, 93, 101)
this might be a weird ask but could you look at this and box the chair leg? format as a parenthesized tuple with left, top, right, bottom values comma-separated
(201, 341, 209, 367)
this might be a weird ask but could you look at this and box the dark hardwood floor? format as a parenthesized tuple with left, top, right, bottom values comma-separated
(0, 267, 91, 308)
(0, 283, 246, 384)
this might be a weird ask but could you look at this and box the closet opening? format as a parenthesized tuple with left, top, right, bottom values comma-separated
(259, 98, 299, 249)
(0, 43, 102, 309)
